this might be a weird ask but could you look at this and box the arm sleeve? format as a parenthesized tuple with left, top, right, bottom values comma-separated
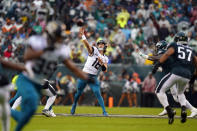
(27, 36, 47, 51)
(59, 45, 71, 60)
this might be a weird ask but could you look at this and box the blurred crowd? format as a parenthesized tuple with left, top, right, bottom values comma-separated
(0, 0, 197, 65)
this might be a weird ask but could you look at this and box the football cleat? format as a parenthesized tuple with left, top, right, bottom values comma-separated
(181, 106, 187, 123)
(42, 109, 51, 117)
(158, 109, 167, 116)
(188, 109, 197, 118)
(103, 111, 109, 117)
(50, 110, 56, 117)
(166, 106, 176, 124)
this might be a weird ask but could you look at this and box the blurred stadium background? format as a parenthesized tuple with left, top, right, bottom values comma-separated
(0, 0, 197, 130)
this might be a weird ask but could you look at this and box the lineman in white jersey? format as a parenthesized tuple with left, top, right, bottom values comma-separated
(11, 21, 95, 131)
(71, 27, 109, 116)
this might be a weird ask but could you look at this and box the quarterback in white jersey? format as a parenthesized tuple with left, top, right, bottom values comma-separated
(71, 27, 109, 116)
(83, 46, 108, 75)
(11, 21, 94, 131)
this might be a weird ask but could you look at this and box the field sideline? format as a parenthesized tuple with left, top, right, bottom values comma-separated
(5, 106, 197, 131)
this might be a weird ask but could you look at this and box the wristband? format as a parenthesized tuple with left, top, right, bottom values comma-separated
(82, 35, 86, 40)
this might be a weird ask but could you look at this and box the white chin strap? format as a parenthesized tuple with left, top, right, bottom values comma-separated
(98, 48, 104, 51)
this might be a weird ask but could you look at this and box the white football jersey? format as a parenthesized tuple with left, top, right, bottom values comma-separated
(83, 46, 108, 75)
(23, 35, 70, 84)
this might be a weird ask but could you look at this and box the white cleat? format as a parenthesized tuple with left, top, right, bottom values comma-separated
(188, 109, 197, 118)
(158, 109, 167, 116)
(50, 110, 56, 117)
(42, 109, 51, 117)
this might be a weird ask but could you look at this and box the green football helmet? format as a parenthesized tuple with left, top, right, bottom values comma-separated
(174, 32, 188, 44)
(155, 40, 168, 55)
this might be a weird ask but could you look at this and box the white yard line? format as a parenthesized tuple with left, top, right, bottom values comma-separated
(35, 113, 197, 119)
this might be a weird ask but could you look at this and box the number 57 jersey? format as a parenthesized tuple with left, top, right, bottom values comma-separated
(168, 42, 196, 79)
(83, 46, 108, 75)
(23, 35, 70, 84)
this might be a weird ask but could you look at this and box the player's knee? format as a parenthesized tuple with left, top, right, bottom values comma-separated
(156, 92, 164, 98)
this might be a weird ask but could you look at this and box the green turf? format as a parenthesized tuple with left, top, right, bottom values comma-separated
(4, 106, 197, 131)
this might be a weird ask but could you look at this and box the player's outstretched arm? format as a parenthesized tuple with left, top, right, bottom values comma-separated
(149, 55, 162, 61)
(24, 47, 44, 61)
(138, 51, 161, 61)
(0, 57, 26, 71)
(63, 59, 88, 80)
(152, 47, 174, 74)
(80, 27, 93, 55)
(159, 47, 174, 63)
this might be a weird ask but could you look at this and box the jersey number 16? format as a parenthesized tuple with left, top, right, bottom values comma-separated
(92, 58, 101, 69)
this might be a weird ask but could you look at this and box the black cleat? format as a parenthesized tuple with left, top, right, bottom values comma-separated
(166, 106, 176, 125)
(181, 106, 187, 123)
(168, 110, 176, 124)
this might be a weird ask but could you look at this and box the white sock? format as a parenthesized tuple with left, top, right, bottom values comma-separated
(157, 92, 169, 108)
(178, 94, 186, 106)
(2, 102, 10, 131)
(44, 96, 56, 110)
(186, 100, 195, 111)
(12, 96, 22, 110)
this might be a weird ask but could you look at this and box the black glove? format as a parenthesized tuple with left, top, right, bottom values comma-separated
(44, 46, 55, 52)
(152, 61, 161, 74)
(87, 75, 95, 83)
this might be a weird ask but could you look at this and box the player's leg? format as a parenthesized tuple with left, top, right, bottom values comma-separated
(102, 93, 107, 106)
(170, 83, 197, 117)
(11, 96, 22, 110)
(159, 84, 178, 116)
(127, 92, 132, 107)
(71, 79, 87, 114)
(156, 73, 174, 108)
(132, 93, 137, 107)
(118, 93, 126, 106)
(41, 84, 57, 117)
(11, 74, 39, 131)
(155, 73, 176, 124)
(89, 78, 108, 116)
(187, 100, 197, 117)
(0, 86, 10, 131)
(176, 77, 190, 123)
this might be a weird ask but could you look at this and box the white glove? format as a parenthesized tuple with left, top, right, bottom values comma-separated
(138, 51, 149, 59)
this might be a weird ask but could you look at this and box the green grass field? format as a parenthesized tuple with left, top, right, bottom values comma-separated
(5, 106, 197, 131)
